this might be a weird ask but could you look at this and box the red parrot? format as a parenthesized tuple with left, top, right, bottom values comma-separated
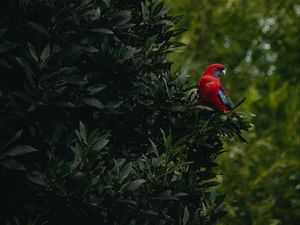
(197, 63, 233, 111)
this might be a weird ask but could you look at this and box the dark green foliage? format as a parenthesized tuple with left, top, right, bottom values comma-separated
(0, 0, 250, 224)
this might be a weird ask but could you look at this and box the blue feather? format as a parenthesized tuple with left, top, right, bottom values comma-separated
(213, 70, 222, 78)
(218, 89, 233, 108)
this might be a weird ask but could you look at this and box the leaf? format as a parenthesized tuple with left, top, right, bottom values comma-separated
(28, 43, 38, 61)
(103, 0, 111, 7)
(82, 98, 104, 109)
(40, 44, 51, 62)
(214, 210, 227, 219)
(117, 17, 132, 26)
(127, 179, 146, 192)
(87, 84, 106, 94)
(193, 105, 214, 111)
(4, 130, 23, 148)
(120, 162, 133, 183)
(15, 57, 36, 88)
(164, 133, 173, 151)
(152, 2, 164, 15)
(142, 210, 159, 216)
(157, 20, 175, 26)
(0, 159, 26, 170)
(27, 171, 47, 186)
(114, 158, 126, 168)
(173, 28, 188, 36)
(90, 28, 114, 34)
(183, 206, 190, 225)
(199, 181, 220, 189)
(92, 139, 109, 151)
(71, 143, 83, 163)
(3, 145, 38, 157)
(106, 100, 124, 109)
(154, 6, 169, 18)
(79, 121, 87, 141)
(149, 138, 159, 156)
(171, 41, 186, 48)
(27, 22, 50, 38)
(141, 2, 148, 19)
(173, 192, 188, 198)
(13, 217, 21, 225)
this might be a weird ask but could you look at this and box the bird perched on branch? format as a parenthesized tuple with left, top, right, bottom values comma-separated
(197, 63, 233, 111)
(197, 64, 248, 142)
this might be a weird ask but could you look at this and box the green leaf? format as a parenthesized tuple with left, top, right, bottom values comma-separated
(92, 139, 109, 151)
(103, 0, 111, 7)
(164, 133, 173, 151)
(13, 217, 21, 225)
(79, 121, 87, 141)
(27, 171, 47, 186)
(87, 84, 106, 94)
(157, 20, 175, 26)
(0, 159, 26, 170)
(40, 44, 51, 62)
(4, 130, 23, 148)
(28, 43, 38, 61)
(115, 158, 126, 168)
(3, 145, 38, 157)
(90, 28, 114, 34)
(193, 105, 214, 111)
(120, 162, 133, 183)
(149, 138, 159, 156)
(170, 42, 186, 48)
(141, 2, 149, 20)
(173, 192, 188, 198)
(71, 143, 83, 163)
(127, 179, 146, 192)
(106, 100, 124, 109)
(27, 21, 50, 38)
(117, 17, 132, 26)
(82, 98, 104, 109)
(142, 210, 159, 216)
(199, 181, 220, 189)
(183, 206, 189, 225)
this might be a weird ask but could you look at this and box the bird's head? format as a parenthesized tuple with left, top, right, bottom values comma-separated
(204, 63, 226, 78)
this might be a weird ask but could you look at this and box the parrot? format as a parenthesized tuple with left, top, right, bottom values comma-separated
(197, 63, 233, 111)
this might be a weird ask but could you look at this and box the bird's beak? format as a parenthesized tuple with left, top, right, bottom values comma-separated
(221, 69, 226, 76)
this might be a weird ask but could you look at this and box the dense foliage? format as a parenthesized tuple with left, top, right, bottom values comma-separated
(167, 0, 300, 224)
(0, 0, 250, 224)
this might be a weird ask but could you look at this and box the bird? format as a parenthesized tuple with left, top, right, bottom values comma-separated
(197, 63, 233, 111)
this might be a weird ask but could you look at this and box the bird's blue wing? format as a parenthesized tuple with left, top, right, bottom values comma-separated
(218, 88, 233, 109)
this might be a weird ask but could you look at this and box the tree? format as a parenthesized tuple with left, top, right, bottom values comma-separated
(0, 1, 250, 224)
(166, 0, 300, 224)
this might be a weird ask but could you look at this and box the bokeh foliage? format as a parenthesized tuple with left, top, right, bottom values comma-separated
(166, 0, 300, 224)
(0, 0, 250, 224)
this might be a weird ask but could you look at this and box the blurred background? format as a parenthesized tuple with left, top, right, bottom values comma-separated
(166, 0, 300, 224)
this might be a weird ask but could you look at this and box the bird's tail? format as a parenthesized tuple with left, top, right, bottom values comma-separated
(230, 97, 246, 111)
